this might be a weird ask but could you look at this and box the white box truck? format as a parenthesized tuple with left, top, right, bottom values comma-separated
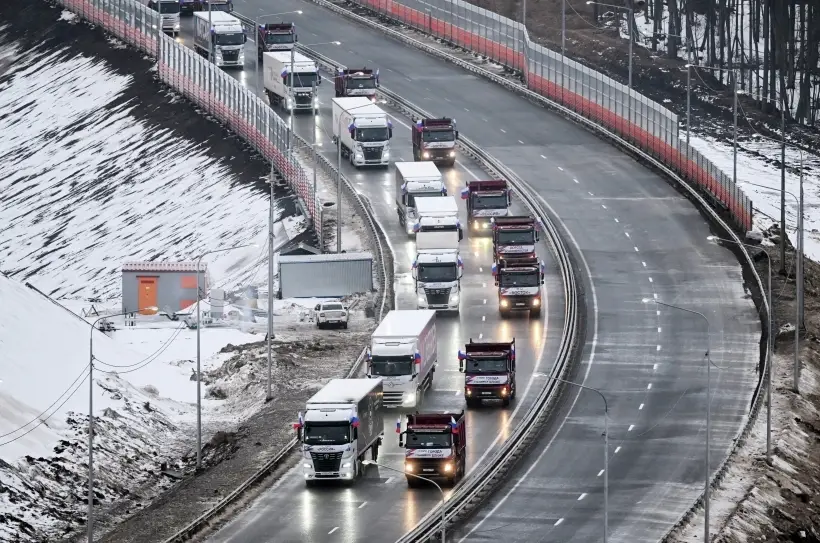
(332, 97, 392, 168)
(296, 378, 384, 485)
(193, 11, 245, 69)
(395, 162, 446, 235)
(262, 51, 320, 113)
(412, 196, 463, 313)
(367, 310, 437, 408)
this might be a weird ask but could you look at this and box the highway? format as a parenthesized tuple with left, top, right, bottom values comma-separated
(175, 4, 759, 541)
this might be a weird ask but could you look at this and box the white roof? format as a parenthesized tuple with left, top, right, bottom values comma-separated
(373, 310, 436, 339)
(395, 161, 441, 181)
(416, 251, 458, 263)
(418, 215, 458, 226)
(193, 11, 241, 25)
(265, 51, 317, 72)
(332, 97, 374, 110)
(415, 196, 458, 216)
(307, 379, 382, 404)
(279, 251, 372, 264)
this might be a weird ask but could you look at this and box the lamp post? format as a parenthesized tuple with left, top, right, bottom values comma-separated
(708, 235, 772, 464)
(194, 243, 256, 469)
(362, 460, 447, 542)
(586, 1, 635, 89)
(88, 308, 156, 542)
(254, 11, 303, 96)
(643, 298, 712, 541)
(743, 179, 804, 392)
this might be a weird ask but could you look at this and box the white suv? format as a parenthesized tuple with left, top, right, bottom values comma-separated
(315, 302, 349, 329)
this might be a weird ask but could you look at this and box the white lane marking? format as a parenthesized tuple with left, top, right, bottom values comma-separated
(578, 493, 587, 501)
(455, 390, 462, 395)
(482, 315, 486, 322)
(540, 154, 547, 159)
(384, 476, 395, 484)
(573, 178, 579, 184)
(558, 167, 564, 171)
(329, 527, 339, 535)
(634, 246, 640, 252)
(588, 192, 594, 197)
(474, 251, 479, 257)
(656, 310, 661, 315)
(500, 128, 507, 133)
(642, 261, 647, 267)
(483, 299, 487, 304)
(479, 267, 483, 272)
(518, 139, 524, 144)
(625, 232, 630, 238)
(654, 293, 658, 299)
(601, 204, 607, 209)
(657, 327, 662, 333)
(657, 345, 661, 351)
(464, 107, 470, 111)
(482, 282, 486, 287)
(647, 383, 653, 390)
(597, 469, 605, 477)
(615, 446, 622, 454)
(648, 277, 653, 283)
(479, 333, 484, 339)
(358, 502, 368, 509)
(482, 117, 488, 122)
(628, 424, 635, 432)
(614, 218, 619, 223)
(639, 403, 645, 410)
(555, 518, 564, 526)
(653, 363, 658, 370)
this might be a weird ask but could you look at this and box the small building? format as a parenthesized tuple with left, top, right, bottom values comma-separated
(279, 252, 373, 298)
(122, 261, 208, 315)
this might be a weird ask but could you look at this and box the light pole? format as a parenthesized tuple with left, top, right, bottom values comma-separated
(362, 460, 447, 542)
(194, 243, 256, 469)
(586, 1, 636, 89)
(708, 235, 772, 464)
(643, 298, 712, 541)
(267, 162, 275, 403)
(743, 179, 804, 392)
(254, 11, 303, 96)
(689, 65, 738, 187)
(88, 307, 156, 542)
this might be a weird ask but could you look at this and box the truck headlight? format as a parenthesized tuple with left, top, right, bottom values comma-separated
(403, 394, 415, 405)
(450, 293, 459, 304)
(405, 462, 414, 473)
(313, 97, 319, 107)
(303, 463, 311, 468)
(500, 298, 509, 308)
(342, 462, 351, 468)
(532, 297, 541, 306)
(449, 151, 456, 157)
(418, 295, 426, 305)
(383, 149, 390, 160)
(174, 23, 180, 30)
(443, 462, 454, 473)
(423, 151, 430, 159)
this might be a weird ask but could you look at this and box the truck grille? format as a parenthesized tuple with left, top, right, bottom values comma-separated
(221, 49, 239, 62)
(311, 451, 343, 472)
(362, 147, 382, 162)
(409, 458, 449, 477)
(425, 288, 451, 306)
(295, 93, 313, 105)
(383, 391, 404, 407)
(502, 295, 533, 308)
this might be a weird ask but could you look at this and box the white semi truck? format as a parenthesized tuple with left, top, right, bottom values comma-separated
(192, 11, 245, 69)
(367, 310, 437, 408)
(331, 97, 392, 168)
(394, 161, 446, 235)
(147, 0, 180, 36)
(262, 51, 320, 112)
(295, 378, 384, 485)
(412, 196, 463, 313)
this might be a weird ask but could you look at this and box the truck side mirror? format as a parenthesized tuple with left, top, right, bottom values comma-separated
(511, 360, 516, 371)
(458, 228, 463, 242)
(317, 77, 322, 85)
(295, 34, 299, 42)
(494, 278, 499, 287)
(388, 128, 393, 139)
(458, 267, 463, 279)
(349, 128, 356, 138)
(296, 427, 303, 441)
(353, 427, 358, 441)
(455, 130, 459, 140)
(458, 360, 464, 372)
(535, 232, 540, 242)
(541, 277, 545, 285)
(411, 268, 417, 280)
(398, 436, 404, 448)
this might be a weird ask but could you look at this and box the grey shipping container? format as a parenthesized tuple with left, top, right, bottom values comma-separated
(279, 252, 373, 298)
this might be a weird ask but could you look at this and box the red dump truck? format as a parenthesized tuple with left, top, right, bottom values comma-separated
(461, 179, 512, 233)
(398, 411, 466, 486)
(412, 117, 458, 166)
(491, 215, 539, 264)
(334, 68, 379, 100)
(492, 256, 545, 318)
(459, 338, 516, 407)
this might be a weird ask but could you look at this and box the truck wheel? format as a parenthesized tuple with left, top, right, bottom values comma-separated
(342, 322, 348, 329)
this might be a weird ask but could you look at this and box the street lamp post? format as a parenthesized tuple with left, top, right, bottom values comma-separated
(643, 298, 712, 541)
(88, 308, 156, 542)
(194, 243, 256, 469)
(708, 235, 772, 464)
(254, 11, 303, 96)
(743, 179, 804, 392)
(362, 460, 446, 542)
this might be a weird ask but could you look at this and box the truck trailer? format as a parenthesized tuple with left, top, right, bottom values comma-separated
(332, 97, 392, 168)
(462, 180, 512, 233)
(263, 51, 320, 112)
(492, 256, 545, 317)
(398, 411, 466, 486)
(411, 117, 458, 167)
(294, 378, 384, 485)
(459, 338, 517, 407)
(257, 23, 297, 59)
(192, 11, 245, 68)
(367, 310, 437, 408)
(334, 68, 379, 100)
(395, 162, 446, 235)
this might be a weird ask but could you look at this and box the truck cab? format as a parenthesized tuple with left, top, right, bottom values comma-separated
(147, 0, 180, 36)
(334, 68, 379, 100)
(192, 11, 246, 69)
(492, 256, 545, 318)
(459, 339, 516, 407)
(332, 97, 392, 167)
(395, 162, 446, 235)
(264, 51, 320, 112)
(257, 23, 296, 59)
(491, 215, 539, 264)
(412, 248, 463, 313)
(398, 411, 466, 486)
(411, 117, 458, 167)
(462, 180, 511, 233)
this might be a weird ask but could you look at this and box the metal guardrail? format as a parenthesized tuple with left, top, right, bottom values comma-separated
(297, 45, 582, 543)
(293, 8, 771, 542)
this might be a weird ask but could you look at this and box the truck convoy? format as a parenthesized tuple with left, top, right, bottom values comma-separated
(367, 310, 437, 408)
(147, 0, 180, 36)
(491, 215, 539, 264)
(395, 162, 446, 235)
(263, 51, 320, 112)
(412, 196, 463, 313)
(294, 378, 384, 485)
(462, 179, 512, 233)
(332, 97, 392, 167)
(459, 339, 517, 407)
(257, 23, 297, 59)
(411, 117, 458, 167)
(398, 411, 466, 486)
(193, 11, 245, 69)
(334, 68, 379, 101)
(492, 256, 545, 317)
(181, 0, 233, 14)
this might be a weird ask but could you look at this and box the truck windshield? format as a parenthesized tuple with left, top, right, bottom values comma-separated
(422, 130, 454, 142)
(355, 127, 390, 142)
(499, 272, 540, 288)
(288, 73, 320, 87)
(417, 263, 457, 282)
(265, 33, 294, 44)
(406, 431, 452, 448)
(347, 78, 376, 89)
(466, 357, 508, 372)
(497, 230, 535, 244)
(370, 356, 414, 377)
(303, 422, 351, 445)
(157, 3, 180, 14)
(407, 192, 442, 208)
(472, 194, 507, 209)
(215, 33, 244, 46)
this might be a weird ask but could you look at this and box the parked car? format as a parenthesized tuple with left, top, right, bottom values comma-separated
(315, 302, 349, 329)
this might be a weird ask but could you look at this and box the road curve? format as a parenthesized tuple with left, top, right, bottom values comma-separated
(178, 1, 759, 539)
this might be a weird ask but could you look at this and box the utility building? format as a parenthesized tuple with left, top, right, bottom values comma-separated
(122, 261, 208, 315)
